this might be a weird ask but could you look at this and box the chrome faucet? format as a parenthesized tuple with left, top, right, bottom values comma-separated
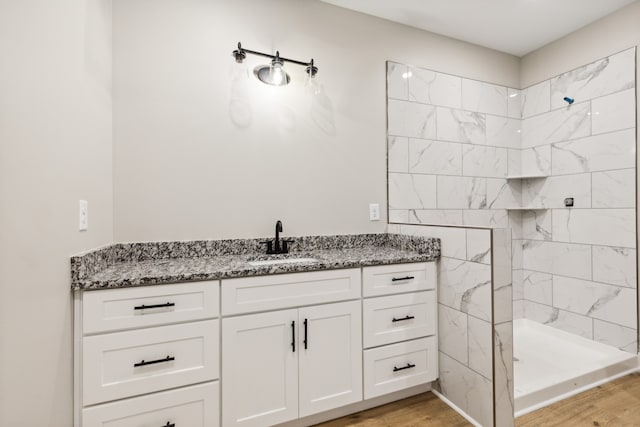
(261, 220, 293, 254)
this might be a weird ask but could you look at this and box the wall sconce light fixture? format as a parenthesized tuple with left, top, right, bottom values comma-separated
(232, 42, 318, 86)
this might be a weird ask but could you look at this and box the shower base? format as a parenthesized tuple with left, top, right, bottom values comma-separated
(514, 318, 638, 417)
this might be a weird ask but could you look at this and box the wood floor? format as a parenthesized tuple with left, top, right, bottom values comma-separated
(314, 373, 640, 427)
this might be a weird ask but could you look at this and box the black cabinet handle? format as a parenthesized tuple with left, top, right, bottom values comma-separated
(163, 422, 175, 427)
(391, 276, 415, 282)
(134, 355, 175, 367)
(134, 302, 175, 310)
(392, 315, 415, 323)
(303, 318, 308, 350)
(393, 363, 416, 372)
(291, 321, 296, 352)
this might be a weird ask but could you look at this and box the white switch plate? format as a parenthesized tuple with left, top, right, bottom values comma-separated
(79, 200, 88, 231)
(369, 203, 380, 221)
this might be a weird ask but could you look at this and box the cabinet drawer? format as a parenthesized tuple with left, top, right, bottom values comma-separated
(363, 292, 435, 348)
(82, 282, 219, 334)
(364, 337, 437, 399)
(363, 262, 435, 297)
(221, 269, 361, 315)
(83, 319, 219, 405)
(82, 382, 219, 427)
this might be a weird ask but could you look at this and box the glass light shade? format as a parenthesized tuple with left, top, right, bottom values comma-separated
(253, 60, 291, 86)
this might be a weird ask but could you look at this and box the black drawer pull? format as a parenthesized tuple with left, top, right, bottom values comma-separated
(291, 321, 296, 353)
(392, 315, 415, 323)
(163, 422, 175, 427)
(391, 276, 415, 282)
(134, 355, 175, 367)
(134, 302, 175, 310)
(303, 318, 308, 350)
(393, 363, 416, 372)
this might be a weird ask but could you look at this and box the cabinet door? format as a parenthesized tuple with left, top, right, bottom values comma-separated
(222, 309, 298, 427)
(298, 300, 363, 417)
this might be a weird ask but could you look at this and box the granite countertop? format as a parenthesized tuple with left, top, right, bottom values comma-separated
(71, 233, 440, 290)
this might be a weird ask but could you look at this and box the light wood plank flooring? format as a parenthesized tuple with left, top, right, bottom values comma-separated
(314, 373, 640, 427)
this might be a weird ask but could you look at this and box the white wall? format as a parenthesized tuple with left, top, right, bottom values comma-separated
(0, 1, 113, 425)
(112, 0, 520, 242)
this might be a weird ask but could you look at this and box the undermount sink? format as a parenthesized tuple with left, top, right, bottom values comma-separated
(248, 257, 318, 267)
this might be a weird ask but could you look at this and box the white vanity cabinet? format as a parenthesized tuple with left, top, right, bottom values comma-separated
(75, 260, 439, 427)
(361, 262, 439, 399)
(221, 271, 363, 427)
(74, 281, 220, 427)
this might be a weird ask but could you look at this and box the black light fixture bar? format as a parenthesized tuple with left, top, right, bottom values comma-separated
(232, 42, 318, 81)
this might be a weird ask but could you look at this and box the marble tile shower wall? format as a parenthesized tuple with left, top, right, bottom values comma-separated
(513, 48, 637, 353)
(387, 61, 521, 229)
(388, 224, 514, 427)
(387, 48, 637, 353)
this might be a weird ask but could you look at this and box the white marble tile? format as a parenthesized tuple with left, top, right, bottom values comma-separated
(407, 209, 463, 226)
(486, 115, 521, 149)
(462, 145, 508, 178)
(522, 240, 592, 280)
(592, 246, 637, 289)
(513, 300, 524, 319)
(592, 169, 635, 208)
(487, 178, 521, 209)
(466, 229, 491, 264)
(522, 210, 552, 241)
(513, 269, 524, 300)
(437, 176, 486, 209)
(552, 209, 635, 248)
(408, 67, 462, 109)
(391, 224, 467, 260)
(439, 353, 494, 427)
(553, 276, 636, 328)
(507, 88, 521, 119)
(462, 78, 508, 116)
(468, 316, 492, 379)
(492, 228, 513, 289)
(591, 88, 636, 135)
(463, 210, 509, 228)
(521, 102, 590, 149)
(436, 107, 486, 145)
(387, 62, 409, 100)
(521, 145, 551, 176)
(521, 80, 551, 119)
(522, 270, 553, 305)
(508, 148, 522, 177)
(388, 209, 409, 224)
(439, 257, 492, 321)
(439, 304, 469, 364)
(388, 173, 437, 209)
(524, 301, 594, 339)
(388, 99, 437, 139)
(593, 320, 638, 353)
(494, 322, 515, 427)
(551, 128, 636, 175)
(512, 239, 523, 270)
(550, 48, 636, 109)
(388, 136, 409, 173)
(409, 139, 461, 175)
(522, 173, 591, 208)
(509, 211, 523, 240)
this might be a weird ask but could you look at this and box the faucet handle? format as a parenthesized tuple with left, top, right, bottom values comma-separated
(260, 240, 274, 254)
(281, 239, 294, 254)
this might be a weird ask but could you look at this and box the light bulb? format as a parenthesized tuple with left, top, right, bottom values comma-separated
(271, 62, 285, 86)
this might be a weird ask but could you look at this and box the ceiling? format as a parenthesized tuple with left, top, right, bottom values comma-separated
(319, 0, 637, 56)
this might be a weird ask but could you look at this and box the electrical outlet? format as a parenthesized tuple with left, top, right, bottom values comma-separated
(369, 203, 380, 221)
(79, 200, 88, 231)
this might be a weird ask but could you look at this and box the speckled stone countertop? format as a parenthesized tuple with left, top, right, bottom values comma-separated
(71, 233, 440, 290)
